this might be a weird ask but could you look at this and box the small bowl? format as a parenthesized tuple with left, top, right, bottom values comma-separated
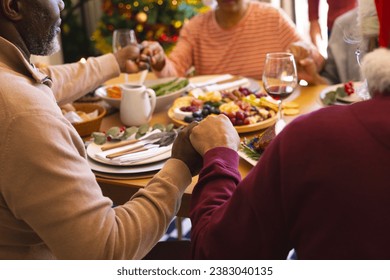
(72, 103, 106, 137)
(95, 77, 190, 112)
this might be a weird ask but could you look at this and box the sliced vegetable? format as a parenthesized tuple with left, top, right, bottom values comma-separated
(151, 78, 189, 96)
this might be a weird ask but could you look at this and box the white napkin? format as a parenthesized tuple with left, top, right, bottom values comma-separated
(204, 78, 249, 92)
(114, 145, 172, 165)
(94, 144, 172, 165)
(191, 74, 233, 88)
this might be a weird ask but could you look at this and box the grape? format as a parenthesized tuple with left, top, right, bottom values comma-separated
(192, 111, 202, 118)
(211, 107, 220, 114)
(236, 119, 244, 126)
(235, 111, 245, 120)
(184, 116, 194, 123)
(201, 108, 210, 116)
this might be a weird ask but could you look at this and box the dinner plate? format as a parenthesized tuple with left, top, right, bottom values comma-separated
(87, 142, 172, 166)
(87, 156, 165, 174)
(319, 82, 363, 105)
(168, 107, 277, 133)
(95, 77, 190, 111)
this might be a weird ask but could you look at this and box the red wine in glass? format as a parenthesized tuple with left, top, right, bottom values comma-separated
(265, 85, 295, 101)
(262, 52, 298, 126)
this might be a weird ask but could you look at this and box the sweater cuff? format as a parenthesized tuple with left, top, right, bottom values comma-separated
(156, 158, 193, 194)
(97, 53, 121, 81)
(204, 147, 239, 169)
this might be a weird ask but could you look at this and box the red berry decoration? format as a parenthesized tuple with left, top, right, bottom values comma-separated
(344, 81, 355, 96)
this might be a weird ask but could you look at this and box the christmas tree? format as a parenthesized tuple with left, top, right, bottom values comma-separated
(92, 0, 208, 54)
(61, 0, 95, 62)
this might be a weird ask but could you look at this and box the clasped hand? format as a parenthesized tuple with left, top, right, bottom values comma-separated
(113, 41, 167, 74)
(171, 115, 241, 177)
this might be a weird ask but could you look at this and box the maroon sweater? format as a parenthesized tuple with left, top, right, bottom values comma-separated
(190, 95, 390, 259)
(308, 0, 356, 30)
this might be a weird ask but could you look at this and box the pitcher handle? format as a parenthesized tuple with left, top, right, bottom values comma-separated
(146, 88, 156, 119)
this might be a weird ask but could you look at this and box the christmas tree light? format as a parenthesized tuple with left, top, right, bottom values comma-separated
(92, 0, 208, 54)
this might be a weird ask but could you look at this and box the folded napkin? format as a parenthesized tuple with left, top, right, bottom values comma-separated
(95, 144, 172, 165)
(204, 78, 249, 92)
(191, 74, 233, 88)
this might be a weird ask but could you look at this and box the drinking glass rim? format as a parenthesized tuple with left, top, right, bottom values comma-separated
(265, 52, 294, 59)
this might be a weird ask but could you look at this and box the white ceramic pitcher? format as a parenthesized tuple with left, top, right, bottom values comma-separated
(120, 84, 156, 126)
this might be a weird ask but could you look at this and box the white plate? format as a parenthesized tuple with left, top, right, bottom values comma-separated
(87, 142, 172, 166)
(87, 156, 165, 174)
(95, 77, 190, 112)
(319, 82, 363, 105)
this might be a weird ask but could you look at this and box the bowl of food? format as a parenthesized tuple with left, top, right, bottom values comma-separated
(64, 103, 106, 137)
(95, 77, 190, 112)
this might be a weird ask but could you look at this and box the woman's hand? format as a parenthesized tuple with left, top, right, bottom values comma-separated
(139, 41, 166, 71)
(288, 41, 327, 85)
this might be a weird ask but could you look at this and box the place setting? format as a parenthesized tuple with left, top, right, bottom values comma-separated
(87, 70, 183, 179)
(86, 124, 179, 179)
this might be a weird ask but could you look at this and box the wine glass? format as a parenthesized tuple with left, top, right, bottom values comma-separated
(112, 29, 137, 83)
(262, 52, 298, 134)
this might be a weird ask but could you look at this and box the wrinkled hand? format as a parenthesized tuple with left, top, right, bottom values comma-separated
(288, 41, 311, 63)
(139, 41, 166, 71)
(288, 41, 326, 84)
(171, 123, 203, 177)
(293, 56, 328, 85)
(113, 44, 148, 73)
(190, 115, 240, 156)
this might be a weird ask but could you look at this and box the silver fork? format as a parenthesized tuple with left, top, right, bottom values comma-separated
(105, 130, 178, 159)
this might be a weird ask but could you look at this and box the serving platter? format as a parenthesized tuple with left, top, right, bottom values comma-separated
(167, 107, 276, 133)
(168, 74, 277, 133)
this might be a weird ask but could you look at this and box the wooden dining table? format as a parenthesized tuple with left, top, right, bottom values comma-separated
(95, 73, 329, 218)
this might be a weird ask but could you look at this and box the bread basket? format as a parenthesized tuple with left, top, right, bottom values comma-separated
(72, 103, 106, 137)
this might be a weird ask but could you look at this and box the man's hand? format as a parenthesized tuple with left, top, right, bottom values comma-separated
(190, 115, 240, 156)
(171, 122, 203, 177)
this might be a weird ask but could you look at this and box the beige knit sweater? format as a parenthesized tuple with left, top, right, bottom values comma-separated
(0, 36, 192, 259)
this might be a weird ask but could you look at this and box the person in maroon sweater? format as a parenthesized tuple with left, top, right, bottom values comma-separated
(309, 0, 356, 49)
(188, 0, 390, 259)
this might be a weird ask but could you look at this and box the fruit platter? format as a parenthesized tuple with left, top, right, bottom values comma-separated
(168, 87, 279, 133)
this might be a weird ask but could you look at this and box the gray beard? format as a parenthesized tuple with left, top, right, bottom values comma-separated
(19, 9, 61, 56)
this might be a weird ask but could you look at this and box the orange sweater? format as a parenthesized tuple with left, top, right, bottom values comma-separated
(156, 2, 307, 80)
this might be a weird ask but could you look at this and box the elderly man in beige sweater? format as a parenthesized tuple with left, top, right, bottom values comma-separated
(0, 0, 199, 259)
